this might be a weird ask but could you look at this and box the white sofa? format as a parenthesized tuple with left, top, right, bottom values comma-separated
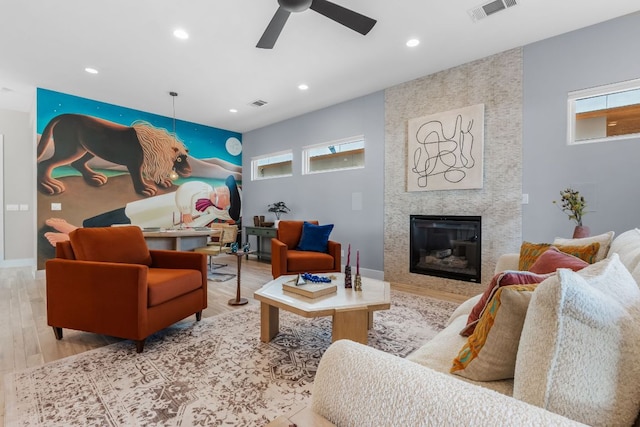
(309, 229, 640, 426)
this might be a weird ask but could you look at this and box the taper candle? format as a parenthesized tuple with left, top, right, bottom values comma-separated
(347, 244, 351, 265)
(357, 250, 360, 275)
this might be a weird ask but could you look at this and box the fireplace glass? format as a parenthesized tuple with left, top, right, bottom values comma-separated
(410, 215, 481, 283)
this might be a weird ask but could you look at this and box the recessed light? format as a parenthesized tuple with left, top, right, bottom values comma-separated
(406, 39, 420, 47)
(229, 109, 238, 113)
(298, 84, 309, 91)
(173, 29, 189, 40)
(84, 67, 98, 74)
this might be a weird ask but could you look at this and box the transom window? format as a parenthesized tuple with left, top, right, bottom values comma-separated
(568, 78, 640, 145)
(302, 136, 365, 175)
(251, 150, 293, 181)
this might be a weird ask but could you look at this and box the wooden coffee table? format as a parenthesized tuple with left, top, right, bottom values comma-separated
(253, 273, 391, 344)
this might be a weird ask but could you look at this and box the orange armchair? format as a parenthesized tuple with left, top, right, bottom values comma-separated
(271, 220, 341, 278)
(46, 226, 208, 353)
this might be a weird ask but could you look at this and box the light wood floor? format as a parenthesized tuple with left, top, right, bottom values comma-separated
(0, 259, 468, 424)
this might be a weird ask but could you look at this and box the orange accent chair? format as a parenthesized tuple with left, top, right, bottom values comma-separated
(271, 220, 341, 279)
(45, 226, 208, 353)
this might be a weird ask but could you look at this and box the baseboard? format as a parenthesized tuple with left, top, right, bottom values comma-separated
(0, 258, 35, 269)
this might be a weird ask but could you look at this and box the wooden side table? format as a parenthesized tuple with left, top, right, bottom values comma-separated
(244, 226, 277, 260)
(228, 250, 255, 306)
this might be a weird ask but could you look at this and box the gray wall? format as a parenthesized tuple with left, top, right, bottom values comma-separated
(384, 49, 523, 297)
(522, 12, 640, 242)
(0, 108, 35, 265)
(242, 92, 385, 275)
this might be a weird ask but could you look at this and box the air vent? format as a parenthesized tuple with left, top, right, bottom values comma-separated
(249, 99, 268, 107)
(468, 0, 518, 22)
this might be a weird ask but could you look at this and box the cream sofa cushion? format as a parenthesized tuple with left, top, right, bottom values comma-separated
(608, 228, 640, 257)
(314, 340, 583, 426)
(513, 254, 640, 426)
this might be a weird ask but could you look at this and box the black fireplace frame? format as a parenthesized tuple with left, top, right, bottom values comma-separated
(410, 215, 481, 283)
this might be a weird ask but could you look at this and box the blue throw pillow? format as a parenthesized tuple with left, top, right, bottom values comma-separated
(297, 222, 334, 253)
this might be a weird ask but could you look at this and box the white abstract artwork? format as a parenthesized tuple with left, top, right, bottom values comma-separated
(407, 104, 484, 192)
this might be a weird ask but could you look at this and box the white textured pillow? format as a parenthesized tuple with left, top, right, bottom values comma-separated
(552, 231, 614, 262)
(608, 228, 640, 256)
(513, 254, 640, 426)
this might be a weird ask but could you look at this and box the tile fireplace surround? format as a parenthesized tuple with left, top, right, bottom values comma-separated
(383, 48, 523, 298)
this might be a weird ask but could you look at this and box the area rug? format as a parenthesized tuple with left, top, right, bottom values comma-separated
(4, 290, 457, 426)
(207, 272, 236, 282)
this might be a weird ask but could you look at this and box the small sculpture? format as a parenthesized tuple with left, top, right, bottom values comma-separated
(242, 242, 251, 252)
(354, 250, 362, 291)
(230, 242, 239, 253)
(344, 244, 352, 288)
(354, 274, 362, 291)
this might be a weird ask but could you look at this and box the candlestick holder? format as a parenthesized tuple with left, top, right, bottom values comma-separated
(354, 273, 362, 291)
(344, 265, 352, 288)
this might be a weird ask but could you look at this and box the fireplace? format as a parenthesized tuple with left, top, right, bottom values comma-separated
(410, 215, 481, 283)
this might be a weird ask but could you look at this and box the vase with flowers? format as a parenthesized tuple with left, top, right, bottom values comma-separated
(267, 201, 290, 228)
(553, 188, 589, 238)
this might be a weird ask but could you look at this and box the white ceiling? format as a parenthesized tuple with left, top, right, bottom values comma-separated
(0, 0, 638, 133)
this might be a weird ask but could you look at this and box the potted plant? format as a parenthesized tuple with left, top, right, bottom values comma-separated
(268, 201, 290, 227)
(553, 188, 589, 238)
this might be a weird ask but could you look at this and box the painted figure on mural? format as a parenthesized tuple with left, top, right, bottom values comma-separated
(43, 176, 241, 246)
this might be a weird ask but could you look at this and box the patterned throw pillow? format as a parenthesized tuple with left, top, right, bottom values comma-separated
(461, 270, 553, 336)
(552, 231, 615, 262)
(518, 241, 600, 271)
(451, 284, 538, 381)
(518, 242, 550, 271)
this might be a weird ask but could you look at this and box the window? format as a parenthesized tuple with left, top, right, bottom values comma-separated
(568, 78, 640, 145)
(251, 150, 293, 181)
(302, 135, 365, 175)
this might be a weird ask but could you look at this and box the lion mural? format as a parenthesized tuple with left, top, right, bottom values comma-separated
(37, 114, 192, 197)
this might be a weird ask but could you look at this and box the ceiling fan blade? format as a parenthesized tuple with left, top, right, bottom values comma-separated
(256, 7, 291, 49)
(309, 0, 376, 35)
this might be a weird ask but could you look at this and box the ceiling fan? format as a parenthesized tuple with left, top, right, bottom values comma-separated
(257, 0, 377, 49)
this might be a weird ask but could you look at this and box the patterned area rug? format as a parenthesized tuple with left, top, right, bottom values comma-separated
(4, 290, 457, 426)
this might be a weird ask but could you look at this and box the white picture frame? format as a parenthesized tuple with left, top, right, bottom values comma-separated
(407, 104, 484, 192)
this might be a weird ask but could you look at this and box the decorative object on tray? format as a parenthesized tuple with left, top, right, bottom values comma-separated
(300, 272, 332, 283)
(282, 274, 337, 298)
(553, 187, 589, 238)
(345, 244, 352, 288)
(268, 201, 290, 227)
(354, 250, 362, 291)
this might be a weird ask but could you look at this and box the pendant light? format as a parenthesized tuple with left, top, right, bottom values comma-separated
(168, 91, 180, 181)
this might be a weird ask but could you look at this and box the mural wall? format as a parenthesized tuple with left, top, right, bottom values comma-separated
(36, 88, 242, 269)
